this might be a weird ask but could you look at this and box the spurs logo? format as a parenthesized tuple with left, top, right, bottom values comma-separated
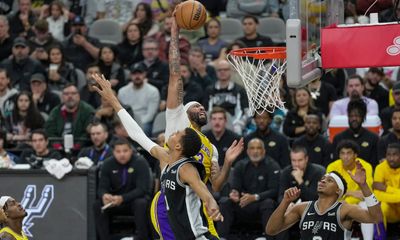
(20, 185, 54, 237)
(386, 36, 400, 56)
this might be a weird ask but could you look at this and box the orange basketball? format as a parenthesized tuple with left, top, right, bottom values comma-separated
(175, 1, 207, 30)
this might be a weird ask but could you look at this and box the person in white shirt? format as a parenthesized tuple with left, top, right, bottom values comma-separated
(46, 1, 69, 42)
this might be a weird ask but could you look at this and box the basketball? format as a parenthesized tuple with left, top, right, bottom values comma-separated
(175, 1, 207, 30)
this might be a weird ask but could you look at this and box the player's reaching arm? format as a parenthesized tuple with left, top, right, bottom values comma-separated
(342, 160, 383, 224)
(179, 163, 224, 222)
(266, 187, 308, 236)
(92, 74, 170, 169)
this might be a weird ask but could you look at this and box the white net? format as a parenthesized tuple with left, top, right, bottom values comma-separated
(228, 48, 287, 115)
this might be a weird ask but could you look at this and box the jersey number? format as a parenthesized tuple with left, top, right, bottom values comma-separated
(195, 152, 204, 163)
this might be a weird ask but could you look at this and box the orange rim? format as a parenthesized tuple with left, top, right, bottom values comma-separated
(229, 47, 286, 60)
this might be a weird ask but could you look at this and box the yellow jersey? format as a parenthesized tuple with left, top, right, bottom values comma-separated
(326, 158, 373, 204)
(0, 227, 28, 240)
(191, 126, 214, 183)
(374, 160, 400, 203)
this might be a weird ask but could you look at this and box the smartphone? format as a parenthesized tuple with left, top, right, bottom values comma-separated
(49, 64, 59, 71)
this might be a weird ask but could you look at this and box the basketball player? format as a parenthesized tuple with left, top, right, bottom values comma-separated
(266, 160, 383, 240)
(92, 74, 243, 240)
(0, 196, 28, 240)
(151, 12, 244, 240)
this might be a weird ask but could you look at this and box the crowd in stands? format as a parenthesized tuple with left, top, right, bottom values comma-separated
(0, 0, 400, 239)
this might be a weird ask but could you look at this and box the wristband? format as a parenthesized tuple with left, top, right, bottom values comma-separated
(254, 194, 260, 201)
(364, 194, 379, 207)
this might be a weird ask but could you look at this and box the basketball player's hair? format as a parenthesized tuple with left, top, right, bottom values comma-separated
(347, 98, 367, 121)
(290, 145, 308, 157)
(336, 139, 360, 155)
(210, 106, 227, 120)
(181, 128, 202, 158)
(329, 171, 348, 196)
(387, 142, 400, 153)
(112, 138, 133, 149)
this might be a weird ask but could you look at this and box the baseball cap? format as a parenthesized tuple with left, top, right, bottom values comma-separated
(30, 73, 46, 83)
(393, 81, 400, 93)
(71, 15, 85, 25)
(13, 37, 28, 48)
(130, 64, 146, 73)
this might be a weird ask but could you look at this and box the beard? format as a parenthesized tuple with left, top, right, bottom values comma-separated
(188, 111, 207, 127)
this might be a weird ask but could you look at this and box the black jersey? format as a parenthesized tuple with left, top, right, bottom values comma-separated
(160, 157, 212, 240)
(300, 201, 352, 240)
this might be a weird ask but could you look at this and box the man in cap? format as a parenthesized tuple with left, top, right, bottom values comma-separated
(0, 196, 28, 239)
(28, 19, 60, 63)
(0, 37, 45, 91)
(30, 72, 60, 115)
(118, 63, 160, 136)
(62, 15, 100, 71)
(380, 81, 400, 134)
(267, 159, 383, 240)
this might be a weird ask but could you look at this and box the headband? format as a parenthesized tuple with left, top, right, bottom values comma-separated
(0, 196, 11, 209)
(184, 101, 200, 112)
(328, 172, 345, 198)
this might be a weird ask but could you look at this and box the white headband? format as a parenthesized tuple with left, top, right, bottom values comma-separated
(328, 173, 345, 198)
(0, 196, 11, 209)
(184, 101, 201, 112)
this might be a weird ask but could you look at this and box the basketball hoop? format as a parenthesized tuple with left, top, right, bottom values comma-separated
(228, 47, 287, 115)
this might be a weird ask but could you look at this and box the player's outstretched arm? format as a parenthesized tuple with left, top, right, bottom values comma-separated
(166, 11, 183, 110)
(266, 187, 305, 236)
(179, 163, 224, 222)
(92, 74, 170, 168)
(344, 160, 383, 223)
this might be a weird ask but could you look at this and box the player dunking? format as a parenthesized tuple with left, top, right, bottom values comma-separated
(92, 74, 243, 240)
(150, 12, 244, 240)
(266, 160, 383, 239)
(0, 196, 28, 240)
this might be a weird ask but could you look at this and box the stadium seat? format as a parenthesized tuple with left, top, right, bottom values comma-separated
(152, 111, 166, 137)
(258, 17, 286, 45)
(88, 19, 123, 45)
(219, 18, 244, 43)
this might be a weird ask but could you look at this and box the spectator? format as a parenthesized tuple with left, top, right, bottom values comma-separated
(204, 107, 240, 166)
(197, 18, 228, 61)
(227, 0, 279, 18)
(117, 23, 144, 68)
(5, 91, 44, 147)
(188, 46, 217, 90)
(217, 138, 280, 239)
(379, 1, 400, 22)
(364, 67, 389, 112)
(329, 74, 379, 118)
(28, 19, 60, 64)
(19, 129, 62, 168)
(125, 2, 160, 37)
(307, 77, 337, 117)
(373, 143, 400, 228)
(96, 0, 139, 26)
(46, 0, 69, 42)
(77, 122, 112, 165)
(46, 45, 78, 92)
(0, 37, 45, 91)
(118, 63, 160, 136)
(98, 45, 126, 91)
(0, 130, 19, 168)
(79, 63, 102, 108)
(283, 87, 323, 139)
(326, 139, 374, 240)
(0, 15, 13, 62)
(236, 15, 273, 48)
(62, 15, 101, 71)
(332, 98, 379, 167)
(0, 68, 18, 115)
(45, 84, 94, 150)
(30, 72, 60, 115)
(152, 15, 191, 64)
(292, 114, 333, 166)
(133, 38, 169, 93)
(7, 0, 36, 38)
(159, 63, 203, 111)
(381, 81, 400, 134)
(378, 108, 400, 161)
(94, 138, 151, 240)
(143, 0, 173, 22)
(245, 111, 290, 168)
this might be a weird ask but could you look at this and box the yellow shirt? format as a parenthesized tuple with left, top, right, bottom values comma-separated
(191, 127, 214, 183)
(326, 158, 373, 204)
(0, 227, 28, 240)
(374, 160, 400, 203)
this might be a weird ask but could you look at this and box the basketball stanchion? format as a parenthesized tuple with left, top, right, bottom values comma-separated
(228, 47, 287, 115)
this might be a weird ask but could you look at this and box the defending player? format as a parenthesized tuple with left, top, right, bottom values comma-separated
(266, 161, 383, 240)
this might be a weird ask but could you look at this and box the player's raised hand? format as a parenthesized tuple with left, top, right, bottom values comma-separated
(92, 74, 123, 111)
(283, 187, 301, 203)
(224, 138, 244, 165)
(348, 160, 367, 185)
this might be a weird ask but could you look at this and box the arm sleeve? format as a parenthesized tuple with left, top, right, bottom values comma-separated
(122, 158, 151, 202)
(165, 104, 191, 140)
(117, 109, 157, 152)
(259, 162, 280, 200)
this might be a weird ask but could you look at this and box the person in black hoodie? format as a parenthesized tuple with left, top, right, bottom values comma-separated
(117, 23, 144, 68)
(98, 45, 126, 91)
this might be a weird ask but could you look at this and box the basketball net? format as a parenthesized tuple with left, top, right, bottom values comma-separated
(228, 48, 287, 115)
